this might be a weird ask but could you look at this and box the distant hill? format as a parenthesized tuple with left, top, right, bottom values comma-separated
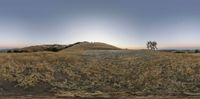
(5, 44, 67, 53)
(3, 41, 120, 53)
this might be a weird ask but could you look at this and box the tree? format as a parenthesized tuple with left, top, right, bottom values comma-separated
(147, 41, 158, 50)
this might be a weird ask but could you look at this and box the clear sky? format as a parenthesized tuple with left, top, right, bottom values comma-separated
(0, 0, 200, 49)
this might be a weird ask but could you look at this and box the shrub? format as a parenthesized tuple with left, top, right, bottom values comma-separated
(195, 49, 199, 53)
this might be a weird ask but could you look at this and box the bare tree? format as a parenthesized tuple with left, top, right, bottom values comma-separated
(147, 41, 158, 50)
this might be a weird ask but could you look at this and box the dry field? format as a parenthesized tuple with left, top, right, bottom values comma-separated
(0, 49, 199, 97)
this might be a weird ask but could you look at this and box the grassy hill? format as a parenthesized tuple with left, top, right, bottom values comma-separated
(4, 42, 120, 53)
(61, 41, 120, 51)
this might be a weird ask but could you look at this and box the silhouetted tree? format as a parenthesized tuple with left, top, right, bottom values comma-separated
(147, 41, 158, 50)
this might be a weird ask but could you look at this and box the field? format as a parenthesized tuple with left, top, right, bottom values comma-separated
(0, 48, 199, 98)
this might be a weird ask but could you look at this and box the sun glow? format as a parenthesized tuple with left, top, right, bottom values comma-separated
(73, 24, 115, 43)
(62, 16, 122, 45)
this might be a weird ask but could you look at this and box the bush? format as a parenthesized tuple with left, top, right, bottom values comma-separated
(48, 47, 60, 52)
(195, 49, 199, 53)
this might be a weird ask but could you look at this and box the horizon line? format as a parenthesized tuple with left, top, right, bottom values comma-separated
(0, 42, 200, 50)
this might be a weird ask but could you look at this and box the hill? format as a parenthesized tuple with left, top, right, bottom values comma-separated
(3, 44, 67, 53)
(61, 41, 120, 51)
(3, 42, 120, 53)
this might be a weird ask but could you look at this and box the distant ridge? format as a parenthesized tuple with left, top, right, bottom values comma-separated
(4, 44, 67, 53)
(3, 41, 120, 53)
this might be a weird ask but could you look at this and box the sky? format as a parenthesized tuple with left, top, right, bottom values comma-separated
(0, 0, 200, 49)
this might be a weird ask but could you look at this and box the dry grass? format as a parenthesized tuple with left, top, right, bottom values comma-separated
(0, 50, 199, 96)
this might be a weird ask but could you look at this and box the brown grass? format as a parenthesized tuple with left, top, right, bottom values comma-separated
(0, 50, 199, 96)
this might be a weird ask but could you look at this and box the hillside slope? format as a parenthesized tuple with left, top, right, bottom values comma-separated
(4, 42, 120, 53)
(22, 44, 67, 52)
(61, 41, 120, 51)
(5, 44, 67, 53)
